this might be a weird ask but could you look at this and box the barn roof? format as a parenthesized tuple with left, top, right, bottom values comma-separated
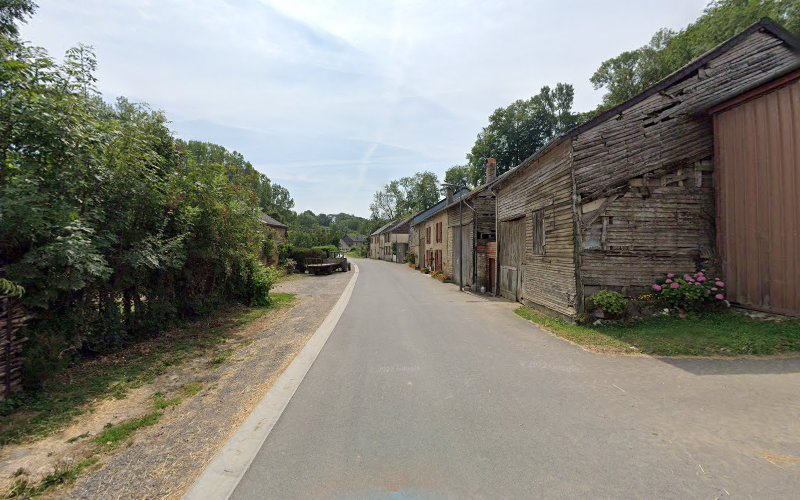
(493, 18, 800, 190)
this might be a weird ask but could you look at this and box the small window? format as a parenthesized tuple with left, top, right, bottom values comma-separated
(532, 209, 545, 255)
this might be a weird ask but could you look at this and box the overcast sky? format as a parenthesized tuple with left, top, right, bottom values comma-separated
(22, 0, 708, 217)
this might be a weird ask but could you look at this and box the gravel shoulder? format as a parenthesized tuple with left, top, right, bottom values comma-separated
(57, 271, 352, 499)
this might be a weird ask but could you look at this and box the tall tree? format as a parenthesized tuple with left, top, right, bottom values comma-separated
(369, 171, 440, 221)
(591, 0, 800, 109)
(465, 83, 580, 185)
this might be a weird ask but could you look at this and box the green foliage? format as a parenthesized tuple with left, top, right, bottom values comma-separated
(465, 84, 581, 185)
(370, 171, 440, 220)
(0, 0, 36, 38)
(444, 165, 474, 189)
(586, 291, 629, 319)
(0, 20, 286, 388)
(287, 247, 325, 272)
(591, 0, 800, 109)
(404, 252, 416, 264)
(7, 457, 99, 498)
(0, 278, 24, 297)
(312, 244, 338, 256)
(246, 261, 278, 307)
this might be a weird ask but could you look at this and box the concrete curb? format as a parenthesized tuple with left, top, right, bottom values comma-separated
(183, 265, 360, 500)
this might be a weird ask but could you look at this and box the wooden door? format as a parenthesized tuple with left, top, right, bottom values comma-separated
(499, 217, 525, 301)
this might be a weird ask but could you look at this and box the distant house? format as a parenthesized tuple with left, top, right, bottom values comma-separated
(490, 19, 799, 317)
(260, 213, 288, 265)
(409, 187, 470, 273)
(369, 221, 394, 259)
(369, 218, 412, 262)
(339, 234, 367, 252)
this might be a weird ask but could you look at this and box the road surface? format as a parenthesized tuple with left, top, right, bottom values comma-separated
(231, 258, 800, 499)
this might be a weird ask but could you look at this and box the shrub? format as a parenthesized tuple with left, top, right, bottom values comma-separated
(288, 247, 326, 272)
(587, 291, 628, 319)
(246, 261, 278, 307)
(422, 267, 430, 274)
(404, 253, 416, 265)
(284, 258, 297, 274)
(312, 245, 338, 256)
(651, 271, 727, 312)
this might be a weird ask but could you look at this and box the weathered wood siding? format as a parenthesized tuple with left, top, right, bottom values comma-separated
(495, 141, 577, 316)
(572, 29, 798, 301)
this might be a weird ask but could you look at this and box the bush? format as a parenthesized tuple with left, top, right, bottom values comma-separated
(312, 245, 338, 256)
(422, 267, 430, 274)
(245, 260, 278, 307)
(288, 247, 326, 272)
(587, 291, 628, 319)
(651, 271, 727, 312)
(284, 258, 297, 274)
(404, 253, 416, 264)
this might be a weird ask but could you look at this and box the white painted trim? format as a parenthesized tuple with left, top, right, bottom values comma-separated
(183, 265, 360, 500)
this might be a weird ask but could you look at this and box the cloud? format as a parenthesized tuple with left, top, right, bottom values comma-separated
(23, 0, 708, 217)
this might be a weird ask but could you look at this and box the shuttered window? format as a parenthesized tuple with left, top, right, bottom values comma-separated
(532, 210, 545, 255)
(426, 226, 431, 244)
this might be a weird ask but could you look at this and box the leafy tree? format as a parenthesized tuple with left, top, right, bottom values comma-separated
(370, 171, 440, 221)
(444, 165, 474, 189)
(464, 83, 580, 184)
(591, 0, 800, 109)
(0, 0, 36, 38)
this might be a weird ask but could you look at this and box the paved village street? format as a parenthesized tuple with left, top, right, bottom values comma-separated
(230, 259, 800, 499)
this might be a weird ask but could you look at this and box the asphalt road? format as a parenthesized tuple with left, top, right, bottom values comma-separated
(231, 258, 800, 499)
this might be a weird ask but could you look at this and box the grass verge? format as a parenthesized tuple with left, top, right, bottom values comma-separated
(515, 307, 800, 356)
(0, 293, 296, 446)
(6, 458, 100, 498)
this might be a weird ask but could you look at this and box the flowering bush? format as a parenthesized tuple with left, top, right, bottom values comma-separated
(422, 267, 430, 274)
(586, 290, 628, 319)
(651, 271, 726, 311)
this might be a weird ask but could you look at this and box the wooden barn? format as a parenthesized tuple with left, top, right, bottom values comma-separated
(492, 19, 799, 318)
(445, 159, 498, 292)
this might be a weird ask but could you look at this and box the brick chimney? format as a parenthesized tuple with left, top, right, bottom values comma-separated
(486, 158, 497, 184)
(445, 185, 454, 204)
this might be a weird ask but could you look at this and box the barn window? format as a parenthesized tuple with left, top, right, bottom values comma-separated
(532, 209, 545, 255)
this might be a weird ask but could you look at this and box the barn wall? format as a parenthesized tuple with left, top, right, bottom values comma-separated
(571, 29, 797, 301)
(495, 141, 577, 316)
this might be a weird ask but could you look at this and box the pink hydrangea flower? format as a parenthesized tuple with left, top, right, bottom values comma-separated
(715, 293, 724, 300)
(696, 271, 704, 277)
(667, 273, 675, 278)
(671, 282, 680, 289)
(696, 276, 706, 282)
(665, 279, 672, 284)
(715, 280, 725, 288)
(684, 274, 694, 282)
(652, 284, 662, 292)
(711, 287, 718, 291)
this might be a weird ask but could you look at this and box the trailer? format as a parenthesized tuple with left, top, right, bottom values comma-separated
(305, 256, 349, 275)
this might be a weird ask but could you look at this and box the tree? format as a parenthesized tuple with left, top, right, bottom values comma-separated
(0, 0, 36, 38)
(464, 83, 580, 185)
(370, 171, 440, 221)
(591, 0, 800, 109)
(444, 165, 473, 188)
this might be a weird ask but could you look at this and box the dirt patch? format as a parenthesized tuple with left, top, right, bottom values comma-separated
(62, 271, 351, 499)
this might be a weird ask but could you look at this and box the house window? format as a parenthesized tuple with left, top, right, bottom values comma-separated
(532, 209, 545, 255)
(426, 226, 431, 244)
(435, 222, 442, 243)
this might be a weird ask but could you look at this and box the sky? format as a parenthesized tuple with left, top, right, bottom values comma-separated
(21, 0, 708, 218)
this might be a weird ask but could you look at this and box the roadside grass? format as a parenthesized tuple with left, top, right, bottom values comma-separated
(0, 293, 296, 446)
(515, 307, 800, 356)
(7, 458, 100, 499)
(95, 412, 162, 451)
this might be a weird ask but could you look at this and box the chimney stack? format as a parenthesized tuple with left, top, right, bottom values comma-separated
(445, 185, 454, 204)
(485, 157, 497, 185)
